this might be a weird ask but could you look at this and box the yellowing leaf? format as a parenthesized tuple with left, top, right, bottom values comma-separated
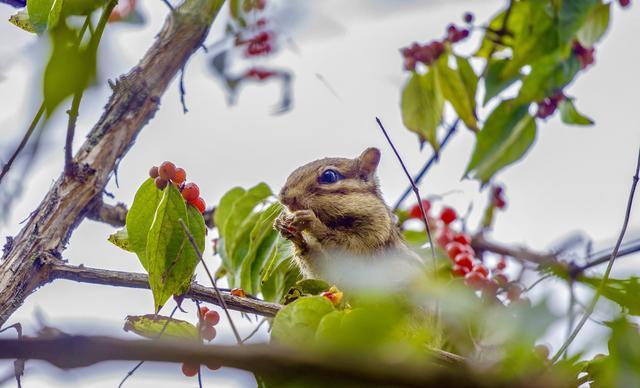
(401, 70, 444, 151)
(124, 314, 199, 340)
(9, 10, 37, 33)
(435, 56, 478, 131)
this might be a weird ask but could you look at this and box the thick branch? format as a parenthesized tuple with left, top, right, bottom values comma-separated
(0, 335, 545, 387)
(0, 0, 225, 326)
(86, 201, 216, 228)
(471, 235, 556, 266)
(44, 262, 280, 317)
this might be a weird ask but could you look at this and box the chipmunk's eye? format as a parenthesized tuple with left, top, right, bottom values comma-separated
(319, 169, 341, 184)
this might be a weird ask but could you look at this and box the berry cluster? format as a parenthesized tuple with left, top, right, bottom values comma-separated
(400, 20, 471, 71)
(536, 91, 565, 119)
(149, 162, 206, 214)
(245, 67, 277, 81)
(234, 1, 275, 57)
(180, 306, 221, 377)
(407, 200, 516, 298)
(572, 41, 595, 70)
(492, 186, 507, 209)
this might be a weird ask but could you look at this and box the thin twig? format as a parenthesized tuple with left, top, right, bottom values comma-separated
(569, 237, 640, 277)
(179, 65, 188, 114)
(64, 91, 84, 176)
(118, 305, 179, 388)
(375, 117, 437, 272)
(179, 219, 243, 344)
(551, 147, 640, 363)
(393, 120, 459, 211)
(564, 280, 575, 360)
(523, 273, 553, 293)
(241, 318, 267, 344)
(0, 102, 45, 185)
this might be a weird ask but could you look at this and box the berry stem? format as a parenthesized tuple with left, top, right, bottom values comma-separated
(179, 219, 243, 345)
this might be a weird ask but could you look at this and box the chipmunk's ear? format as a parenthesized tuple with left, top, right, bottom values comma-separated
(358, 147, 381, 177)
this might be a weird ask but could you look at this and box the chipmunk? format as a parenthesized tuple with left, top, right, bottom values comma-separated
(274, 147, 423, 285)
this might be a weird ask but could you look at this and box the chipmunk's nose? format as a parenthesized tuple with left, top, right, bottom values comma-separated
(279, 188, 300, 211)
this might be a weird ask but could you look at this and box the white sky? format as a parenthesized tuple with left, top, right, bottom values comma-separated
(0, 0, 639, 386)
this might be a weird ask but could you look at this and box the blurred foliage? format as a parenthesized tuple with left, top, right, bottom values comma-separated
(124, 314, 199, 340)
(400, 0, 609, 185)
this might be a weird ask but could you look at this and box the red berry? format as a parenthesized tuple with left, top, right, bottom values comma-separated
(464, 271, 486, 290)
(436, 227, 454, 248)
(452, 265, 469, 277)
(155, 177, 168, 190)
(496, 257, 506, 270)
(454, 253, 474, 270)
(409, 199, 431, 219)
(440, 207, 457, 225)
(173, 168, 186, 184)
(472, 264, 489, 277)
(181, 362, 199, 377)
(445, 242, 466, 260)
(193, 197, 206, 214)
(493, 272, 509, 286)
(201, 324, 216, 341)
(182, 183, 200, 202)
(149, 166, 159, 178)
(507, 284, 522, 301)
(204, 310, 220, 326)
(199, 306, 209, 318)
(206, 363, 221, 371)
(463, 12, 474, 23)
(159, 161, 176, 180)
(619, 0, 631, 7)
(453, 233, 471, 245)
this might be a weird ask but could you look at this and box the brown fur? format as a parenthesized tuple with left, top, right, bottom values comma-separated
(274, 148, 422, 281)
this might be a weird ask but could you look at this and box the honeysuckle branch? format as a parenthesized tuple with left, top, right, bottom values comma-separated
(0, 335, 543, 387)
(0, 0, 226, 327)
(86, 201, 216, 228)
(44, 261, 281, 317)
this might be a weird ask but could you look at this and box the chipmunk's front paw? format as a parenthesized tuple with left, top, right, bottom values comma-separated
(289, 209, 318, 231)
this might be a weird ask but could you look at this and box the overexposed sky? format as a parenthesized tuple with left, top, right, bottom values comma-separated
(0, 0, 639, 386)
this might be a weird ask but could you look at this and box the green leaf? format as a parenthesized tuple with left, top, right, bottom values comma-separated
(261, 259, 300, 303)
(214, 187, 245, 233)
(558, 0, 600, 45)
(239, 202, 283, 294)
(47, 0, 63, 30)
(261, 235, 292, 283)
(126, 178, 164, 270)
(9, 10, 37, 33)
(577, 2, 610, 48)
(483, 58, 522, 105)
(146, 184, 205, 312)
(108, 228, 132, 252)
(456, 56, 478, 112)
(516, 53, 580, 104)
(401, 70, 444, 151)
(559, 98, 594, 126)
(435, 56, 478, 131)
(271, 296, 335, 346)
(124, 314, 199, 340)
(475, 2, 528, 58)
(501, 1, 558, 80)
(27, 0, 55, 32)
(580, 276, 640, 315)
(43, 23, 96, 115)
(465, 101, 537, 185)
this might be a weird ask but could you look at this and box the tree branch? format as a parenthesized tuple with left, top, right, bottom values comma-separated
(44, 261, 281, 317)
(0, 0, 226, 327)
(471, 235, 556, 266)
(0, 335, 542, 387)
(85, 201, 216, 228)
